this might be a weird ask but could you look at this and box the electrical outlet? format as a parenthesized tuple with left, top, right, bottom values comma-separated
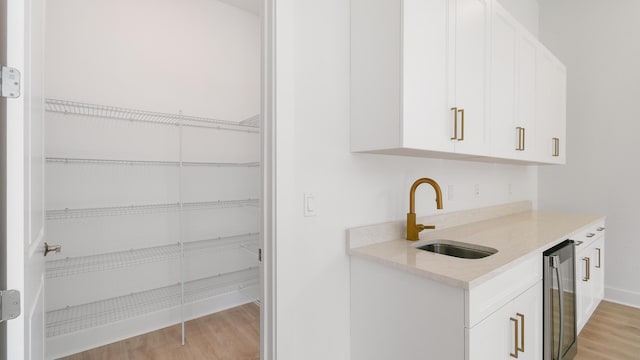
(304, 192, 316, 217)
(448, 185, 455, 201)
(474, 184, 480, 197)
(508, 183, 513, 196)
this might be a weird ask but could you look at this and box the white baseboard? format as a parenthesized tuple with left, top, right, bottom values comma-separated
(604, 286, 640, 309)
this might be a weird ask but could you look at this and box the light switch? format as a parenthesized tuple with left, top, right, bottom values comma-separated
(304, 193, 316, 217)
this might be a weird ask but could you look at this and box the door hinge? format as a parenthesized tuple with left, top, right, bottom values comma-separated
(0, 290, 21, 323)
(258, 248, 262, 262)
(0, 66, 21, 98)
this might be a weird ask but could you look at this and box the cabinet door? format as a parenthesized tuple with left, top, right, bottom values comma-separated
(575, 245, 587, 332)
(452, 0, 490, 155)
(516, 33, 537, 161)
(490, 4, 538, 162)
(489, 4, 518, 159)
(591, 237, 605, 303)
(402, 0, 454, 152)
(576, 235, 605, 333)
(467, 281, 542, 360)
(467, 303, 508, 360)
(508, 281, 542, 360)
(535, 47, 567, 164)
(577, 246, 595, 331)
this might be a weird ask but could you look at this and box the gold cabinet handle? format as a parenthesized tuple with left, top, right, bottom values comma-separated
(596, 248, 601, 268)
(515, 127, 526, 151)
(510, 316, 519, 358)
(458, 108, 465, 141)
(450, 107, 458, 140)
(582, 257, 591, 281)
(597, 227, 605, 231)
(587, 232, 595, 238)
(517, 313, 525, 353)
(552, 137, 560, 156)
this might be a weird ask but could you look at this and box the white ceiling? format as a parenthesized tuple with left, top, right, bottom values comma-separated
(217, 0, 260, 15)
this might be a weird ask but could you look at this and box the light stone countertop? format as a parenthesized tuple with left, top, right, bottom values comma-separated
(347, 202, 605, 289)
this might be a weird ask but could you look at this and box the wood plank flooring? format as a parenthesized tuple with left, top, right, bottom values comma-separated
(61, 300, 640, 360)
(576, 300, 640, 360)
(61, 303, 259, 360)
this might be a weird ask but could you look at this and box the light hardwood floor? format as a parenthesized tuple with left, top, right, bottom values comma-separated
(576, 300, 640, 360)
(61, 303, 259, 360)
(61, 300, 639, 360)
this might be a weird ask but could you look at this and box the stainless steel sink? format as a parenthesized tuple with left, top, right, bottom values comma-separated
(414, 240, 497, 259)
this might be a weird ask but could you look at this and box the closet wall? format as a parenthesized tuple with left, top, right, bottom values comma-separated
(43, 0, 260, 358)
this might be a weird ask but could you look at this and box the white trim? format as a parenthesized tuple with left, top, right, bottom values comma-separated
(605, 286, 640, 309)
(6, 0, 26, 358)
(260, 0, 276, 359)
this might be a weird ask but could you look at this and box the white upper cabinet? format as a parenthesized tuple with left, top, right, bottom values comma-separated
(452, 0, 491, 155)
(490, 4, 538, 162)
(535, 47, 567, 164)
(401, 0, 454, 153)
(351, 0, 565, 164)
(489, 2, 566, 164)
(351, 0, 490, 157)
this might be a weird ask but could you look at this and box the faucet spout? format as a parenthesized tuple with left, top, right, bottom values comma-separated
(407, 178, 443, 241)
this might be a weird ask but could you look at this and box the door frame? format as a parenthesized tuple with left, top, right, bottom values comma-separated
(1, 0, 8, 357)
(260, 0, 276, 359)
(2, 0, 279, 358)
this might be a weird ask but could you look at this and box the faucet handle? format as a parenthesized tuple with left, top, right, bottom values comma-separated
(417, 224, 436, 231)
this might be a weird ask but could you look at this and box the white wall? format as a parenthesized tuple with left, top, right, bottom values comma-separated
(273, 1, 540, 359)
(497, 0, 539, 37)
(538, 0, 640, 308)
(46, 0, 260, 121)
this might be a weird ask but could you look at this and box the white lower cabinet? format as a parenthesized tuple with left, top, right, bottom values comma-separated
(350, 255, 542, 360)
(468, 281, 542, 360)
(575, 230, 605, 333)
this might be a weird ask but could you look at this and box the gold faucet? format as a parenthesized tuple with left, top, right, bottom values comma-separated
(406, 178, 443, 241)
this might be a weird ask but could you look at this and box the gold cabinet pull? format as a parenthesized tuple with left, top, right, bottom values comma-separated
(596, 248, 601, 268)
(458, 108, 465, 141)
(582, 257, 591, 281)
(450, 107, 458, 140)
(515, 127, 526, 151)
(510, 316, 519, 358)
(597, 226, 605, 231)
(587, 232, 595, 238)
(517, 313, 525, 352)
(552, 137, 560, 156)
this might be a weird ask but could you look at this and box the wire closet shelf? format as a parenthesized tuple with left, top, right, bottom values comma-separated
(45, 98, 260, 133)
(45, 233, 260, 279)
(45, 199, 259, 220)
(45, 266, 260, 338)
(46, 157, 260, 168)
